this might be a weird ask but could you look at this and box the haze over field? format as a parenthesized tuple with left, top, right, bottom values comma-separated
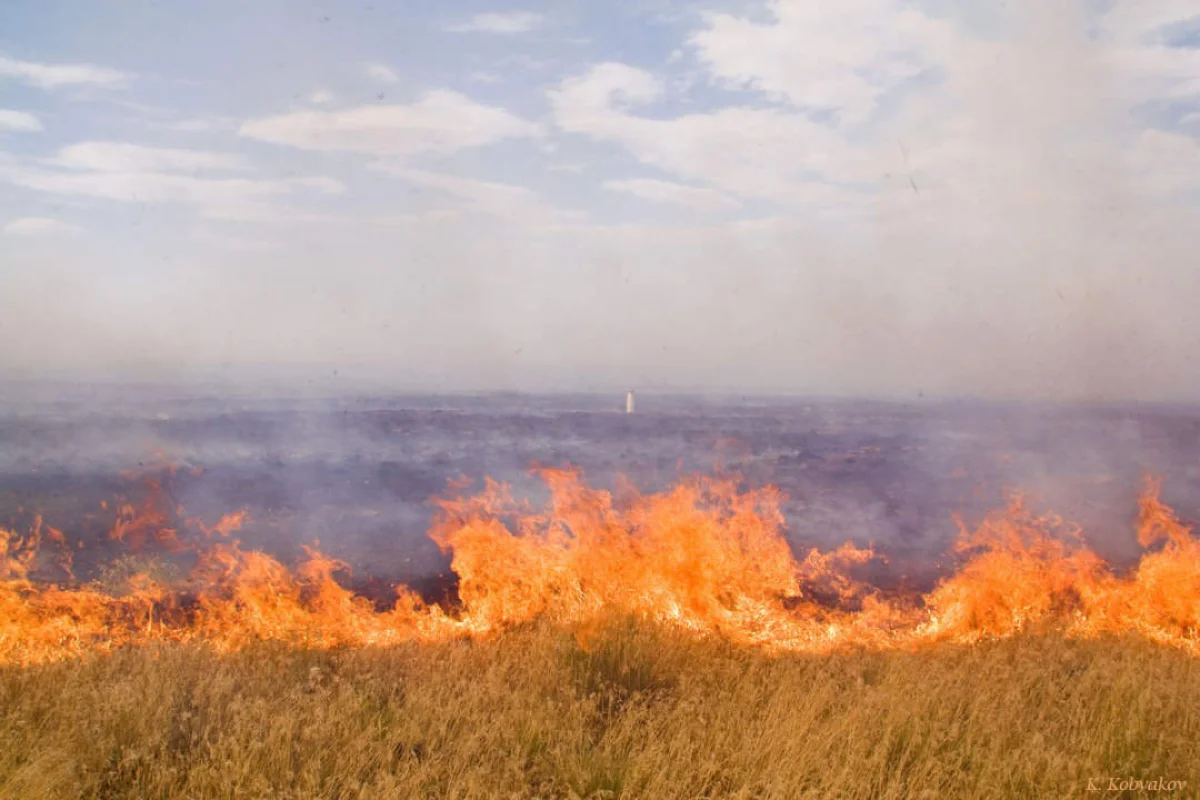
(2, 0, 1200, 400)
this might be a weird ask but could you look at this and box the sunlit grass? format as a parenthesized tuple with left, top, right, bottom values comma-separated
(2, 620, 1198, 799)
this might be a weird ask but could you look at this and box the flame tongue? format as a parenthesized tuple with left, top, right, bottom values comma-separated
(2, 468, 1199, 665)
(430, 470, 814, 634)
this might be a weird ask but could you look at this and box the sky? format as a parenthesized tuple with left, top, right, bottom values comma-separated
(2, 0, 1200, 401)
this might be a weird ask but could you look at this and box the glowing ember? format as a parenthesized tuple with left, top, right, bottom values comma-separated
(1, 467, 1198, 666)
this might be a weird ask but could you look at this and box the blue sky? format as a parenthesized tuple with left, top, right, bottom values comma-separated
(2, 1, 1200, 400)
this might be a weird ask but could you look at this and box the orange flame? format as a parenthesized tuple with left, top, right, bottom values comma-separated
(1, 467, 1198, 666)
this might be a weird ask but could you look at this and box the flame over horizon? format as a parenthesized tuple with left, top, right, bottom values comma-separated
(2, 466, 1199, 666)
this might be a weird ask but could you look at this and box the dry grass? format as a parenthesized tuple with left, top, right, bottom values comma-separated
(2, 620, 1198, 799)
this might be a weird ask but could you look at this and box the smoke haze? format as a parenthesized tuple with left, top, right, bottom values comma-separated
(2, 0, 1199, 401)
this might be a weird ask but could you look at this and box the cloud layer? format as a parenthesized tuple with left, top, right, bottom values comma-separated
(3, 217, 77, 236)
(239, 91, 541, 156)
(446, 12, 546, 34)
(0, 110, 42, 132)
(3, 2, 1200, 401)
(0, 55, 129, 89)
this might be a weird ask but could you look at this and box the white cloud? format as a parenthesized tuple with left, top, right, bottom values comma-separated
(860, 3, 1200, 220)
(364, 63, 400, 84)
(1099, 0, 1200, 39)
(159, 117, 240, 134)
(1095, 2, 1200, 108)
(3, 142, 344, 217)
(690, 0, 951, 126)
(555, 4, 1200, 218)
(167, 119, 217, 133)
(309, 88, 335, 105)
(550, 63, 868, 205)
(52, 142, 249, 173)
(0, 110, 42, 132)
(603, 178, 741, 211)
(3, 217, 78, 236)
(0, 55, 129, 89)
(12, 170, 301, 206)
(240, 90, 540, 157)
(553, 62, 664, 117)
(374, 166, 581, 225)
(446, 12, 545, 34)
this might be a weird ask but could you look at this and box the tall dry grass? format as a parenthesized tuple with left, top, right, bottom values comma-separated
(2, 620, 1198, 799)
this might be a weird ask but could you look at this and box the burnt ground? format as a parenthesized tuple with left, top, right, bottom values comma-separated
(3, 389, 1200, 599)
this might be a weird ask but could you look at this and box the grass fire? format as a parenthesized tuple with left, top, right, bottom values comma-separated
(9, 0, 1200, 795)
(2, 466, 1199, 797)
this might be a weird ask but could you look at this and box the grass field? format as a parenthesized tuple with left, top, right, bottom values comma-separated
(2, 620, 1198, 799)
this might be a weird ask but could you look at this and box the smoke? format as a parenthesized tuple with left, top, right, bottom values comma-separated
(856, 0, 1173, 402)
(5, 388, 1198, 592)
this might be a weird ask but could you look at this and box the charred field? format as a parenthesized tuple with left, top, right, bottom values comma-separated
(3, 388, 1200, 798)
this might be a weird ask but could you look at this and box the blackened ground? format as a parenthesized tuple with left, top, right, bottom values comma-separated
(3, 390, 1199, 591)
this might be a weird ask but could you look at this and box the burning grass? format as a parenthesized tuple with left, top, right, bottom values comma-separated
(2, 468, 1199, 665)
(1, 622, 1198, 799)
(2, 465, 1200, 796)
